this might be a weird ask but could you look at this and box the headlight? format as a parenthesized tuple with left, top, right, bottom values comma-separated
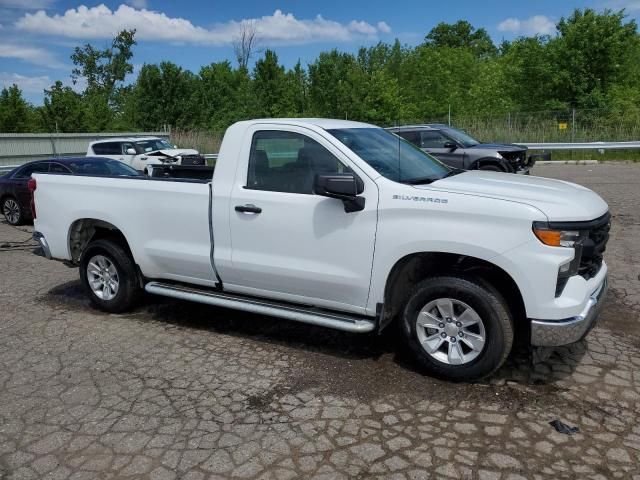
(533, 222, 587, 295)
(532, 226, 585, 247)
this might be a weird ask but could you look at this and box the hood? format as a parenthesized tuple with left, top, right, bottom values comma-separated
(149, 148, 199, 157)
(470, 143, 526, 152)
(420, 171, 608, 222)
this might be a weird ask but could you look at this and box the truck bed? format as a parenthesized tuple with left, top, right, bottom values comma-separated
(33, 173, 217, 287)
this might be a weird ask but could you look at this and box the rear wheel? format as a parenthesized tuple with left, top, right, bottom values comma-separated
(401, 275, 513, 381)
(2, 196, 23, 225)
(79, 239, 141, 313)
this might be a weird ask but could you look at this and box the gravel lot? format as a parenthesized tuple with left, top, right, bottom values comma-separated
(1, 163, 640, 480)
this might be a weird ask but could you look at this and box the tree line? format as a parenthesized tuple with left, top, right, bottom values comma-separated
(1, 8, 639, 134)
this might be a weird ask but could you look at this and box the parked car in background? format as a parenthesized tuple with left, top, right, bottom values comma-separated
(87, 137, 206, 174)
(0, 157, 140, 225)
(387, 124, 548, 174)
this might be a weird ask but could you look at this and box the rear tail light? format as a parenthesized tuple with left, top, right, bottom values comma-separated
(28, 177, 37, 219)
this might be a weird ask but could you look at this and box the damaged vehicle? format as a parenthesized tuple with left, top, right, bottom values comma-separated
(387, 124, 549, 174)
(87, 137, 206, 175)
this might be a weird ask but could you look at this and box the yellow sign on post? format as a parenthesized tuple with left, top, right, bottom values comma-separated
(558, 122, 568, 130)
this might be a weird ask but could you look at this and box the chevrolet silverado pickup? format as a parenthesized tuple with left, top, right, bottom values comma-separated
(31, 119, 610, 381)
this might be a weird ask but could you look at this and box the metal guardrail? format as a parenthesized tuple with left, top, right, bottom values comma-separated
(0, 132, 170, 167)
(523, 141, 640, 150)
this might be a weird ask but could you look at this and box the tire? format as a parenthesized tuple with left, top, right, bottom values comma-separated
(400, 275, 513, 381)
(2, 196, 24, 226)
(478, 164, 503, 172)
(79, 239, 141, 313)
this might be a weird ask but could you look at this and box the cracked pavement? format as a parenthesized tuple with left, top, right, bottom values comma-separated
(1, 163, 640, 479)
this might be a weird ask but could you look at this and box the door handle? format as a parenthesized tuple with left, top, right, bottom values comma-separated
(235, 204, 262, 214)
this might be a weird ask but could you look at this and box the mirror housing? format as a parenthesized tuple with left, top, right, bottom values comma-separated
(444, 141, 458, 150)
(126, 148, 137, 155)
(314, 173, 365, 213)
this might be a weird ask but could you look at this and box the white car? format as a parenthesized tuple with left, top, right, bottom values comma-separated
(87, 137, 206, 174)
(33, 119, 609, 381)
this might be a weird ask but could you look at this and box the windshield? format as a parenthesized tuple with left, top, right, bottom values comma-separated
(68, 159, 141, 176)
(135, 139, 175, 153)
(327, 128, 451, 184)
(442, 127, 480, 148)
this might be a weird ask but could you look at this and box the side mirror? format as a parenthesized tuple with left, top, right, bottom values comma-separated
(443, 141, 458, 150)
(126, 148, 137, 155)
(314, 173, 365, 213)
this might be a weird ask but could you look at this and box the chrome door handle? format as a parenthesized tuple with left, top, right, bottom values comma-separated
(235, 204, 262, 214)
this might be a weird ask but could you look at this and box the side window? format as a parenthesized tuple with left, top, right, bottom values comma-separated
(13, 163, 49, 178)
(398, 131, 420, 146)
(49, 163, 71, 174)
(419, 131, 451, 148)
(247, 130, 347, 194)
(92, 142, 121, 155)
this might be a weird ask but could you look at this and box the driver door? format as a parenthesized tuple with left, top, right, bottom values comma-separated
(225, 126, 379, 314)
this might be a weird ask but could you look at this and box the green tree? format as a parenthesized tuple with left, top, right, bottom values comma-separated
(308, 50, 366, 119)
(132, 62, 196, 130)
(71, 29, 137, 97)
(552, 9, 639, 107)
(425, 20, 497, 58)
(0, 84, 32, 132)
(69, 29, 137, 130)
(253, 50, 292, 117)
(40, 81, 87, 132)
(194, 61, 254, 131)
(285, 61, 309, 116)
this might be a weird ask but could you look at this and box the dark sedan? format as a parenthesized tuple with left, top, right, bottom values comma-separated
(0, 157, 140, 225)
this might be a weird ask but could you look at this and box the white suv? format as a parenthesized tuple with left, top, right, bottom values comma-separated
(87, 137, 205, 174)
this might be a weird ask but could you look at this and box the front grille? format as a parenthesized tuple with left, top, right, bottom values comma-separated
(181, 155, 206, 166)
(578, 213, 611, 280)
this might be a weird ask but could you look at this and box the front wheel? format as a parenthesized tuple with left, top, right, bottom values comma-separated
(401, 275, 513, 381)
(79, 239, 141, 313)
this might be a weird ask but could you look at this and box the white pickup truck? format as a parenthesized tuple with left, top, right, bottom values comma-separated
(32, 119, 610, 381)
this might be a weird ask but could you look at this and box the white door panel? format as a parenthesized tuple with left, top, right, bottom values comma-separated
(228, 125, 378, 311)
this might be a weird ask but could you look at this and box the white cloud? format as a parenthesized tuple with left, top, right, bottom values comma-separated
(348, 20, 377, 35)
(0, 0, 54, 9)
(0, 72, 51, 93)
(498, 15, 555, 36)
(377, 21, 392, 34)
(0, 44, 64, 69)
(15, 5, 390, 45)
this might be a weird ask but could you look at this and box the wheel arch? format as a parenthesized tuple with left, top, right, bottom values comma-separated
(470, 157, 511, 172)
(67, 218, 134, 264)
(379, 252, 526, 342)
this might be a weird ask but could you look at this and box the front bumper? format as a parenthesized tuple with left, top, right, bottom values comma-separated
(530, 275, 608, 347)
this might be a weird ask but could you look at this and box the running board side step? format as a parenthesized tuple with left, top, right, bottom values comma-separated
(144, 281, 376, 333)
